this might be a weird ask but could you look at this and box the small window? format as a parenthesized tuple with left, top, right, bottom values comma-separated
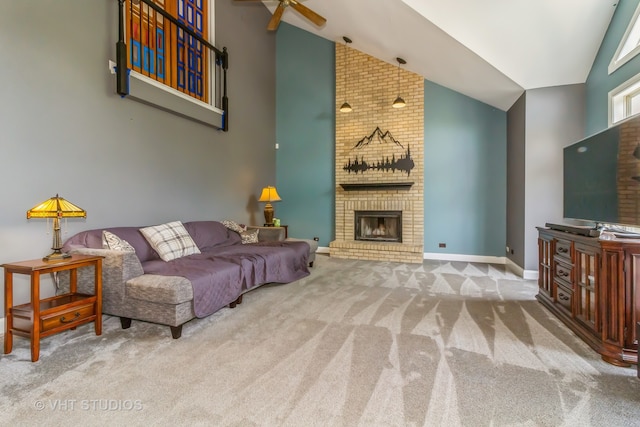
(609, 73, 640, 125)
(609, 3, 640, 74)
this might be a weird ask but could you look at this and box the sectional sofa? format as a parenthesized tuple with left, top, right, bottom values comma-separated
(60, 220, 316, 338)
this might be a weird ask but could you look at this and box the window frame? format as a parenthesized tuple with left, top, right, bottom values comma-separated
(609, 2, 640, 75)
(115, 0, 227, 130)
(608, 72, 640, 126)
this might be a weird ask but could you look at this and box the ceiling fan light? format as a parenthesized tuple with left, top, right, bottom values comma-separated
(340, 102, 353, 113)
(392, 96, 406, 108)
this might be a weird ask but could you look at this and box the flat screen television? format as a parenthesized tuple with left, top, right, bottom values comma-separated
(563, 114, 640, 228)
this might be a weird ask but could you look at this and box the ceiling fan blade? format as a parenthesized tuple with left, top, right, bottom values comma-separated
(267, 2, 286, 31)
(289, 0, 326, 27)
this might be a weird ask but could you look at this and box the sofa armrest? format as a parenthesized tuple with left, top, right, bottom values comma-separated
(247, 226, 285, 242)
(56, 248, 144, 317)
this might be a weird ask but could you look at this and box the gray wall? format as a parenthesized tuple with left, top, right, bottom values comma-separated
(506, 85, 585, 271)
(0, 0, 275, 316)
(506, 93, 526, 267)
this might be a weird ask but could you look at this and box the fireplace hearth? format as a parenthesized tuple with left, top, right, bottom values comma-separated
(355, 210, 402, 242)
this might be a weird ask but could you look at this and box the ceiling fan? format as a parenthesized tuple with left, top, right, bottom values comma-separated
(236, 0, 327, 31)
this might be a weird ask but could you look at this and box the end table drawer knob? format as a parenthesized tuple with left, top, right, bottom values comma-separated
(60, 312, 81, 323)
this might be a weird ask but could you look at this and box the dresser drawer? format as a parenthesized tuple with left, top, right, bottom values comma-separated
(555, 283, 573, 313)
(554, 260, 573, 286)
(555, 239, 572, 261)
(40, 303, 95, 332)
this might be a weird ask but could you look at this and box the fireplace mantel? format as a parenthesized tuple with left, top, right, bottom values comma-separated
(340, 182, 414, 191)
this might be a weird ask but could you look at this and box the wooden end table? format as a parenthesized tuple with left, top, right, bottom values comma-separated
(3, 254, 103, 362)
(263, 224, 288, 238)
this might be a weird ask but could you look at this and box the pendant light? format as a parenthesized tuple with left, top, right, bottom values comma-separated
(392, 57, 407, 109)
(339, 36, 353, 113)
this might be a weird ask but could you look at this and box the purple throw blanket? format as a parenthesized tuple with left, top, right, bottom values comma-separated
(143, 240, 310, 318)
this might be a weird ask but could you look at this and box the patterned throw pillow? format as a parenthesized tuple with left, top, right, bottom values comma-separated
(240, 228, 259, 244)
(221, 220, 246, 234)
(139, 221, 201, 262)
(102, 230, 136, 252)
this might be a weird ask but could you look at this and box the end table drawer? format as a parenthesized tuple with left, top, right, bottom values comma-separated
(41, 303, 95, 332)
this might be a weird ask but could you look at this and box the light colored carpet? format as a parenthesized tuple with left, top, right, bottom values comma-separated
(1, 255, 639, 426)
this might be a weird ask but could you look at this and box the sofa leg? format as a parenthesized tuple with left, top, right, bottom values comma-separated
(120, 317, 132, 329)
(170, 325, 183, 339)
(229, 295, 243, 308)
(309, 261, 314, 267)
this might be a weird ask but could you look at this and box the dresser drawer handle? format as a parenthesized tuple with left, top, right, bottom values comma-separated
(559, 270, 569, 277)
(60, 312, 81, 323)
(559, 294, 569, 301)
(558, 247, 568, 254)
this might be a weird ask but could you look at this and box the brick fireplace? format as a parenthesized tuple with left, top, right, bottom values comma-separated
(329, 45, 424, 263)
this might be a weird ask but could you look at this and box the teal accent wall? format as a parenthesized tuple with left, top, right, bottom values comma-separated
(275, 24, 335, 245)
(424, 81, 507, 256)
(275, 25, 507, 255)
(586, 0, 640, 135)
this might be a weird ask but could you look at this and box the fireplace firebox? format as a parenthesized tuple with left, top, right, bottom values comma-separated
(355, 210, 402, 242)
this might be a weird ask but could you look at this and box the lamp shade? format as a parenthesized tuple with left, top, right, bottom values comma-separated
(27, 194, 86, 261)
(27, 194, 86, 219)
(258, 186, 282, 203)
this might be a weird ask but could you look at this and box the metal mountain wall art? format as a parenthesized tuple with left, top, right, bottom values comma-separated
(343, 127, 415, 176)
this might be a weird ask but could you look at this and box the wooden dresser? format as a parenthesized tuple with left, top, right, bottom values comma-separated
(537, 227, 639, 366)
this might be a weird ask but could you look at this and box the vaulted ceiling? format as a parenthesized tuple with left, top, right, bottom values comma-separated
(244, 0, 619, 111)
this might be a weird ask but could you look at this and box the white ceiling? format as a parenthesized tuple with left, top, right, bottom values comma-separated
(254, 0, 619, 111)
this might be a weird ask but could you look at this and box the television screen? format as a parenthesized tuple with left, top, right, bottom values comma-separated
(563, 115, 640, 227)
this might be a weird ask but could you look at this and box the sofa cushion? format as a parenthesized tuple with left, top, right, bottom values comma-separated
(126, 274, 193, 305)
(102, 230, 135, 252)
(140, 221, 201, 262)
(63, 226, 161, 263)
(285, 237, 318, 265)
(183, 221, 241, 251)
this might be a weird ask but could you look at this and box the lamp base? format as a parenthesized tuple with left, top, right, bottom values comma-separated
(263, 203, 274, 225)
(44, 219, 71, 261)
(43, 250, 71, 261)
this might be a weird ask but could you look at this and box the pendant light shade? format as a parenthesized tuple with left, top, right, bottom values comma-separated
(340, 102, 353, 113)
(340, 36, 353, 113)
(393, 57, 407, 109)
(392, 96, 406, 109)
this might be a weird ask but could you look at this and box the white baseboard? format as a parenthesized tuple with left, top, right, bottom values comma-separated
(423, 252, 506, 265)
(322, 248, 537, 279)
(423, 253, 538, 280)
(505, 258, 539, 280)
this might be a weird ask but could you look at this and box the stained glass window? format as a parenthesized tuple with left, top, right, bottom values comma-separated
(126, 0, 209, 103)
